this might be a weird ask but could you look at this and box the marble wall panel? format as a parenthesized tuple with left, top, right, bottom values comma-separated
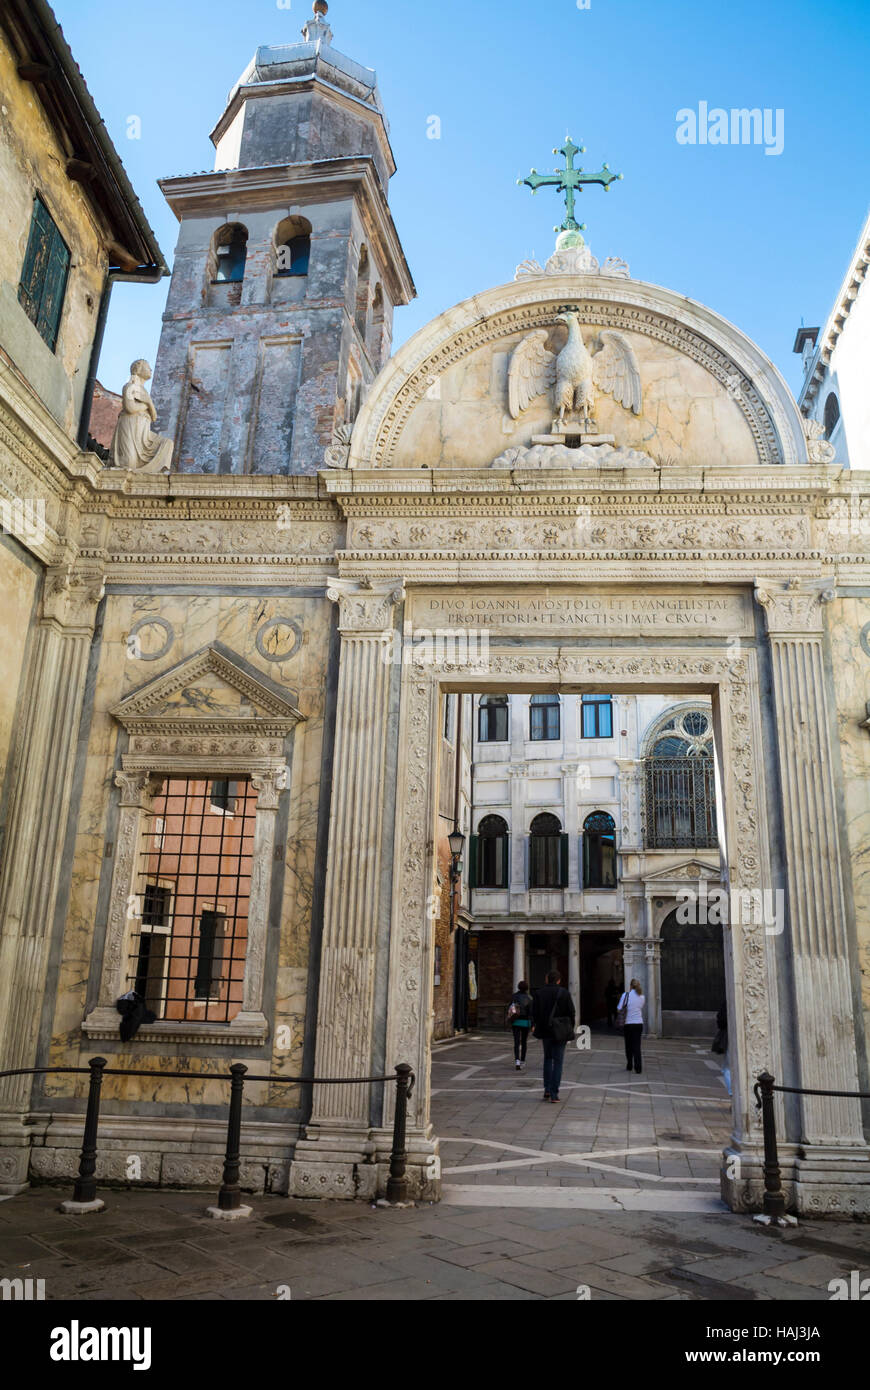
(44, 590, 333, 1111)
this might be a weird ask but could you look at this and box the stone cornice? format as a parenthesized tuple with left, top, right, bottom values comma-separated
(158, 159, 415, 306)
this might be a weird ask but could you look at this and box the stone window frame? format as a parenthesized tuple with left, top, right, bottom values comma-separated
(82, 649, 302, 1046)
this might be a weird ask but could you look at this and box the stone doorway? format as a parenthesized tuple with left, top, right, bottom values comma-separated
(581, 933, 624, 1023)
(291, 582, 869, 1215)
(383, 644, 774, 1211)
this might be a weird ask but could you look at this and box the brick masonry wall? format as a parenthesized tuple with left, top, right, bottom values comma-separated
(88, 381, 122, 448)
(477, 932, 514, 1031)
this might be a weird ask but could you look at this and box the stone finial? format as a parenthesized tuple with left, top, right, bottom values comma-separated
(303, 0, 333, 44)
(803, 416, 836, 464)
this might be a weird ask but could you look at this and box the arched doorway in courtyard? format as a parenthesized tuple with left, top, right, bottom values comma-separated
(659, 909, 726, 1035)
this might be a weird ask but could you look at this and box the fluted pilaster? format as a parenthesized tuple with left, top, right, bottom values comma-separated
(307, 579, 404, 1126)
(756, 580, 864, 1148)
(0, 570, 103, 1115)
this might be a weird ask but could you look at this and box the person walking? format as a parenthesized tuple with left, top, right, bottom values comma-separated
(508, 979, 534, 1070)
(618, 978, 645, 1074)
(531, 970, 576, 1103)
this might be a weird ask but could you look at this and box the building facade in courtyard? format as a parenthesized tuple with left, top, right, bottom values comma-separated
(467, 693, 723, 1036)
(0, 3, 868, 1216)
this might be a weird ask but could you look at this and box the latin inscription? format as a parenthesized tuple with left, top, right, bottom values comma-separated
(413, 592, 749, 633)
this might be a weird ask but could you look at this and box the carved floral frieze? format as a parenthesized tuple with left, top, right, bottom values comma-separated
(108, 518, 341, 558)
(348, 513, 812, 555)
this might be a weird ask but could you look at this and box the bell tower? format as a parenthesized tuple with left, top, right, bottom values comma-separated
(150, 2, 414, 474)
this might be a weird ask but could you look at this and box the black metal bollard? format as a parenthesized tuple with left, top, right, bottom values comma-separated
(72, 1056, 107, 1205)
(757, 1070, 786, 1219)
(386, 1063, 413, 1203)
(217, 1063, 248, 1212)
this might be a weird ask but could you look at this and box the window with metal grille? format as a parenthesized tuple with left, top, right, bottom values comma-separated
(529, 693, 560, 741)
(645, 757, 717, 848)
(18, 196, 70, 351)
(478, 695, 508, 742)
(210, 779, 238, 813)
(644, 708, 718, 849)
(582, 810, 617, 887)
(133, 882, 173, 1016)
(127, 777, 258, 1023)
(581, 694, 613, 739)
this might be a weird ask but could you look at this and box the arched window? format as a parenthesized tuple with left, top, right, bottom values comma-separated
(478, 695, 508, 743)
(582, 694, 613, 739)
(583, 810, 617, 888)
(530, 693, 560, 741)
(354, 245, 370, 339)
(644, 707, 717, 848)
(212, 224, 248, 283)
(529, 812, 566, 888)
(275, 216, 311, 277)
(474, 814, 509, 889)
(823, 392, 840, 441)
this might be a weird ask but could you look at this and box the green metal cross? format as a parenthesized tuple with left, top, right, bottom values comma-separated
(518, 137, 622, 232)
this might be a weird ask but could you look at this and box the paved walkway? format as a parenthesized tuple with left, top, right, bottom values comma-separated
(0, 1034, 867, 1300)
(432, 1029, 730, 1210)
(1, 1185, 868, 1301)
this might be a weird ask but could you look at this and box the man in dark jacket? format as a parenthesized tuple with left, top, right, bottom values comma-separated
(531, 971, 576, 1103)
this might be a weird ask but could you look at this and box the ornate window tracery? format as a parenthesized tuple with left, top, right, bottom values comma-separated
(644, 708, 717, 849)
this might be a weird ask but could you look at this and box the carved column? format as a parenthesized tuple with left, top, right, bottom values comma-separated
(755, 581, 869, 1185)
(562, 763, 582, 893)
(509, 762, 528, 911)
(512, 931, 526, 990)
(644, 936, 661, 1039)
(0, 568, 103, 1190)
(615, 759, 643, 852)
(289, 578, 404, 1199)
(645, 896, 662, 1036)
(83, 769, 164, 1033)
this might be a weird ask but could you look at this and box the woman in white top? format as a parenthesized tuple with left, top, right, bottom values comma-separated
(619, 978, 646, 1074)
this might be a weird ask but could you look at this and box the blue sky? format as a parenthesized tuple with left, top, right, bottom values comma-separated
(54, 0, 869, 398)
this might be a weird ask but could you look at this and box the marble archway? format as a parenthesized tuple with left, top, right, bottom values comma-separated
(382, 641, 776, 1211)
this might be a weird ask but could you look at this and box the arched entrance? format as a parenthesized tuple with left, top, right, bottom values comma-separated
(660, 910, 725, 1034)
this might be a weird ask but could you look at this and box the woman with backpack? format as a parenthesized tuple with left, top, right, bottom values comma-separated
(507, 979, 534, 1070)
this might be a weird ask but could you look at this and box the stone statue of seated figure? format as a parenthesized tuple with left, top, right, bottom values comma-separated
(109, 359, 173, 473)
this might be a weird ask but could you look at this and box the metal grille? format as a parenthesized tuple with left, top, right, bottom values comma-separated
(645, 756, 717, 849)
(128, 777, 258, 1023)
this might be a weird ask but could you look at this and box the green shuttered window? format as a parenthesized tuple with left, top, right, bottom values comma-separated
(18, 196, 70, 352)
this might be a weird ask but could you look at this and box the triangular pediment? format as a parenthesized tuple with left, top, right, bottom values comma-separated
(645, 858, 720, 882)
(112, 644, 303, 731)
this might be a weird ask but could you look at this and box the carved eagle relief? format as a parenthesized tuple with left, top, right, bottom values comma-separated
(508, 311, 642, 429)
